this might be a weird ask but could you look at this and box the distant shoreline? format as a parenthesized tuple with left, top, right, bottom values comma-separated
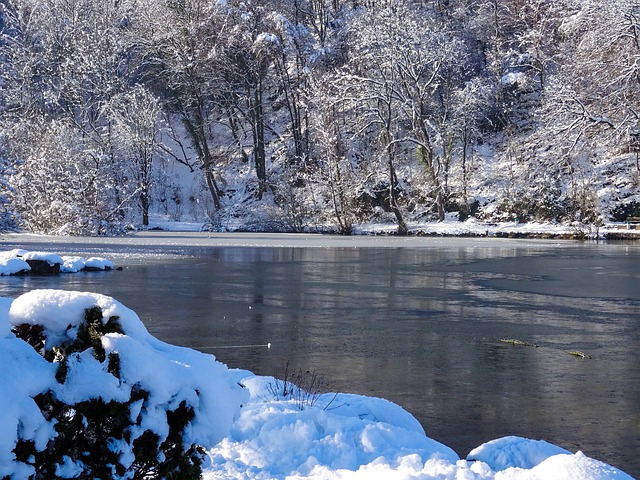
(1, 228, 639, 251)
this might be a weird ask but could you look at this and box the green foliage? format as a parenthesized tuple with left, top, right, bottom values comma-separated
(76, 306, 123, 362)
(11, 306, 204, 479)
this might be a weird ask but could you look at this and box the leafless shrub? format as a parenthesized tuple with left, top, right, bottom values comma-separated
(266, 362, 338, 411)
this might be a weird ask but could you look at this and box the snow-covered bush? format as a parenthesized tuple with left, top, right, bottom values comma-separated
(1, 290, 247, 479)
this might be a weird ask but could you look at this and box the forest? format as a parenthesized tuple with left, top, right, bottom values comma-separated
(0, 0, 639, 235)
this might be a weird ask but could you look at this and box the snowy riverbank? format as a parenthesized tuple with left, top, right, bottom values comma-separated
(146, 214, 640, 240)
(0, 288, 634, 479)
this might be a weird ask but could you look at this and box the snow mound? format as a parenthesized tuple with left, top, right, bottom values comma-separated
(0, 257, 30, 275)
(21, 251, 64, 266)
(1, 289, 247, 477)
(514, 451, 634, 480)
(205, 371, 459, 479)
(467, 436, 571, 470)
(0, 249, 30, 275)
(84, 256, 114, 270)
(9, 289, 150, 347)
(60, 256, 86, 273)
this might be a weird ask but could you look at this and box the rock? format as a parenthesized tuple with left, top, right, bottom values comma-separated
(25, 259, 61, 274)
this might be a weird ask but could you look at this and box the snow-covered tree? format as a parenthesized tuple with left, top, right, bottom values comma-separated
(334, 3, 474, 229)
(0, 0, 137, 233)
(137, 0, 229, 210)
(104, 86, 164, 226)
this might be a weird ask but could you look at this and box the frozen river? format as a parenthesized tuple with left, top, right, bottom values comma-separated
(1, 232, 639, 477)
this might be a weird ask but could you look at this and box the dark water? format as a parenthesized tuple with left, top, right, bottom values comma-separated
(1, 238, 639, 477)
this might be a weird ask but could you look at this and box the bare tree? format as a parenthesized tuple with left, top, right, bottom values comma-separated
(104, 86, 164, 226)
(136, 0, 228, 209)
(335, 3, 472, 226)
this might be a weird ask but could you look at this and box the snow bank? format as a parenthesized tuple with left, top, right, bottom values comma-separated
(204, 371, 633, 480)
(0, 290, 633, 479)
(1, 290, 247, 477)
(467, 436, 571, 471)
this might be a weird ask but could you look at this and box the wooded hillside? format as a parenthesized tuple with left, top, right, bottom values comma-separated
(1, 0, 638, 234)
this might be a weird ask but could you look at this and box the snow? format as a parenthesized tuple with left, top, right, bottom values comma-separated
(142, 211, 639, 240)
(1, 289, 247, 477)
(501, 72, 526, 86)
(0, 249, 114, 274)
(467, 436, 571, 471)
(60, 255, 86, 272)
(0, 249, 30, 275)
(21, 251, 64, 266)
(0, 335, 56, 477)
(0, 288, 634, 479)
(203, 370, 633, 479)
(146, 212, 206, 231)
(84, 256, 114, 270)
(0, 257, 30, 275)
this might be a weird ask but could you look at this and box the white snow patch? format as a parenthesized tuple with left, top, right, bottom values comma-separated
(21, 251, 64, 266)
(501, 72, 526, 86)
(60, 255, 86, 273)
(0, 249, 31, 275)
(0, 335, 56, 478)
(0, 257, 30, 275)
(84, 256, 114, 270)
(468, 436, 571, 471)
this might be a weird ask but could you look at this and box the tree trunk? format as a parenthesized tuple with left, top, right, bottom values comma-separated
(436, 189, 445, 222)
(252, 83, 267, 199)
(387, 145, 408, 235)
(141, 190, 149, 226)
